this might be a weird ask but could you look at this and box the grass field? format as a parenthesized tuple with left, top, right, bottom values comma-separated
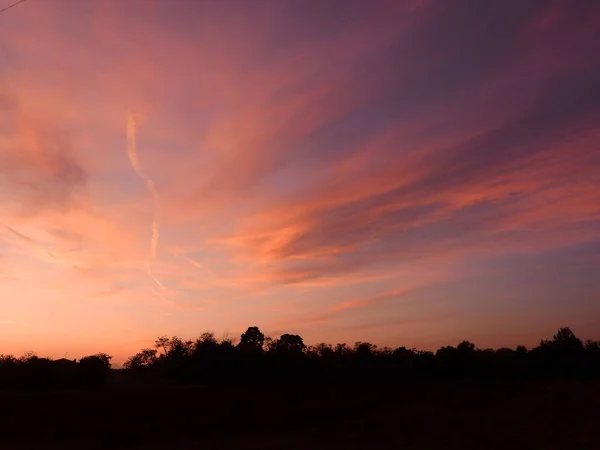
(0, 381, 599, 449)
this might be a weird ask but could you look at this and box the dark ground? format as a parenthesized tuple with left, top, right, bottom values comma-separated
(0, 381, 599, 449)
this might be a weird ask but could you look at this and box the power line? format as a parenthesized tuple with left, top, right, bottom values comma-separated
(0, 0, 26, 14)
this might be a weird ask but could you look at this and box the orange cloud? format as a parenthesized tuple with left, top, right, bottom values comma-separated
(332, 289, 414, 313)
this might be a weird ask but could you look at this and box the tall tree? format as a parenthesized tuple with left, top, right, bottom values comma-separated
(240, 326, 265, 350)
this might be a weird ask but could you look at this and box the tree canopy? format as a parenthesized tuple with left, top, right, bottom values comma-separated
(1, 326, 599, 390)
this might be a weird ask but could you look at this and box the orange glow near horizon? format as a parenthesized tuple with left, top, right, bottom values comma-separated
(1, 0, 600, 363)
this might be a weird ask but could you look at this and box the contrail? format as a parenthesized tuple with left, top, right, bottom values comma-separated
(0, 222, 59, 261)
(0, 0, 27, 15)
(126, 113, 164, 289)
(0, 320, 26, 327)
(0, 222, 84, 271)
(147, 261, 166, 290)
(172, 250, 216, 275)
(1, 222, 35, 242)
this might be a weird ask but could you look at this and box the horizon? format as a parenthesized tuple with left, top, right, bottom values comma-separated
(1, 324, 595, 368)
(1, 0, 599, 364)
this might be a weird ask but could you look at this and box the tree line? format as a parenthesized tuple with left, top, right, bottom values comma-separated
(1, 326, 599, 389)
(0, 352, 111, 389)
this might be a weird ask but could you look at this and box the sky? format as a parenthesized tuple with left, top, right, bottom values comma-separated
(1, 0, 599, 363)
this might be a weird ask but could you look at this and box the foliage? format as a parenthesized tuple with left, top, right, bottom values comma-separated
(240, 326, 265, 350)
(78, 353, 112, 388)
(115, 326, 600, 385)
(1, 327, 600, 390)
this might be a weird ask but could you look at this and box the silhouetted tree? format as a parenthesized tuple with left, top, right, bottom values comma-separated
(123, 348, 158, 373)
(268, 334, 307, 379)
(457, 341, 476, 354)
(334, 343, 352, 357)
(585, 340, 600, 377)
(436, 345, 458, 377)
(197, 332, 218, 346)
(531, 327, 586, 378)
(240, 326, 265, 350)
(393, 347, 416, 377)
(271, 334, 306, 355)
(354, 341, 376, 359)
(78, 353, 112, 388)
(154, 336, 171, 356)
(152, 336, 193, 383)
(552, 327, 584, 351)
(21, 355, 54, 389)
(5, 324, 595, 390)
(154, 336, 193, 359)
(308, 343, 334, 359)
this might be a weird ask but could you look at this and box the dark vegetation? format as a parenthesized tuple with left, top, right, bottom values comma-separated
(119, 326, 600, 386)
(0, 352, 111, 390)
(1, 327, 599, 389)
(1, 327, 600, 449)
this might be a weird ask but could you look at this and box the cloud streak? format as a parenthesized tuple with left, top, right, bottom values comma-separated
(126, 113, 164, 289)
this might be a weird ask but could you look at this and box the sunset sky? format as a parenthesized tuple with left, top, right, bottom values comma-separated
(1, 0, 599, 363)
